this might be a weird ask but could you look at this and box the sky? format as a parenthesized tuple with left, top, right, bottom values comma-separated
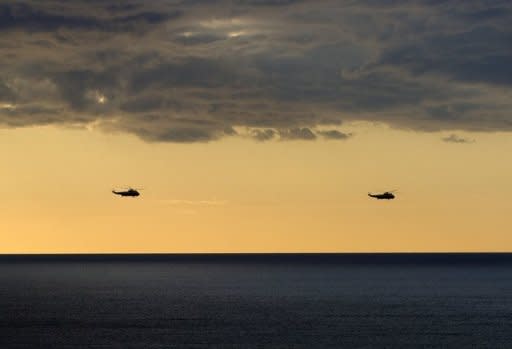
(1, 0, 512, 253)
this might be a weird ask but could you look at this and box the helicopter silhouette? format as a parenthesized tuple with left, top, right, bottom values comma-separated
(112, 187, 141, 197)
(368, 191, 396, 200)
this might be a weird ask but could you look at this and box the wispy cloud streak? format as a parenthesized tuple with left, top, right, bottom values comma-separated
(441, 134, 475, 144)
(162, 199, 228, 206)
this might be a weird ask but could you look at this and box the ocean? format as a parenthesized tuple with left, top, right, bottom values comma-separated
(1, 254, 511, 348)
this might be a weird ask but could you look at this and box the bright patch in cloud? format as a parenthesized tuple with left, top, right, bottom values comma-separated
(0, 103, 16, 110)
(228, 31, 246, 38)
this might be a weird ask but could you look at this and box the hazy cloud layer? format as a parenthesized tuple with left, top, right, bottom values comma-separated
(1, 0, 511, 142)
(441, 134, 475, 144)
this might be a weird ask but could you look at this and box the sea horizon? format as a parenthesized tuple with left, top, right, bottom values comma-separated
(2, 252, 512, 264)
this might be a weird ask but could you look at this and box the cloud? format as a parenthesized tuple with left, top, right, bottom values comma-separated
(279, 127, 316, 141)
(379, 26, 512, 86)
(318, 130, 352, 140)
(0, 3, 181, 32)
(0, 0, 511, 142)
(249, 127, 351, 141)
(441, 134, 475, 144)
(250, 128, 276, 141)
(136, 127, 221, 143)
(236, 0, 302, 5)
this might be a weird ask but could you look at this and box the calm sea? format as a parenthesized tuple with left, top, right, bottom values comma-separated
(1, 254, 511, 348)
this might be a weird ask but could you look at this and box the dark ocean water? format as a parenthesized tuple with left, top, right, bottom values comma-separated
(1, 254, 512, 348)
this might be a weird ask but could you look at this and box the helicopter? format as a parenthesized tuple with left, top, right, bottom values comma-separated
(112, 187, 141, 197)
(368, 191, 396, 200)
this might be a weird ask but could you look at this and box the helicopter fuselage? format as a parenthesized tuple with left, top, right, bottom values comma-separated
(112, 190, 140, 197)
(368, 193, 395, 200)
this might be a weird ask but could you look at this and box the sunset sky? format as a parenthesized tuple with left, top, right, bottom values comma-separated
(1, 0, 511, 252)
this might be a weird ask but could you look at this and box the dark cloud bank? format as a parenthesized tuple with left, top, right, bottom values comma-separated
(1, 0, 511, 142)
